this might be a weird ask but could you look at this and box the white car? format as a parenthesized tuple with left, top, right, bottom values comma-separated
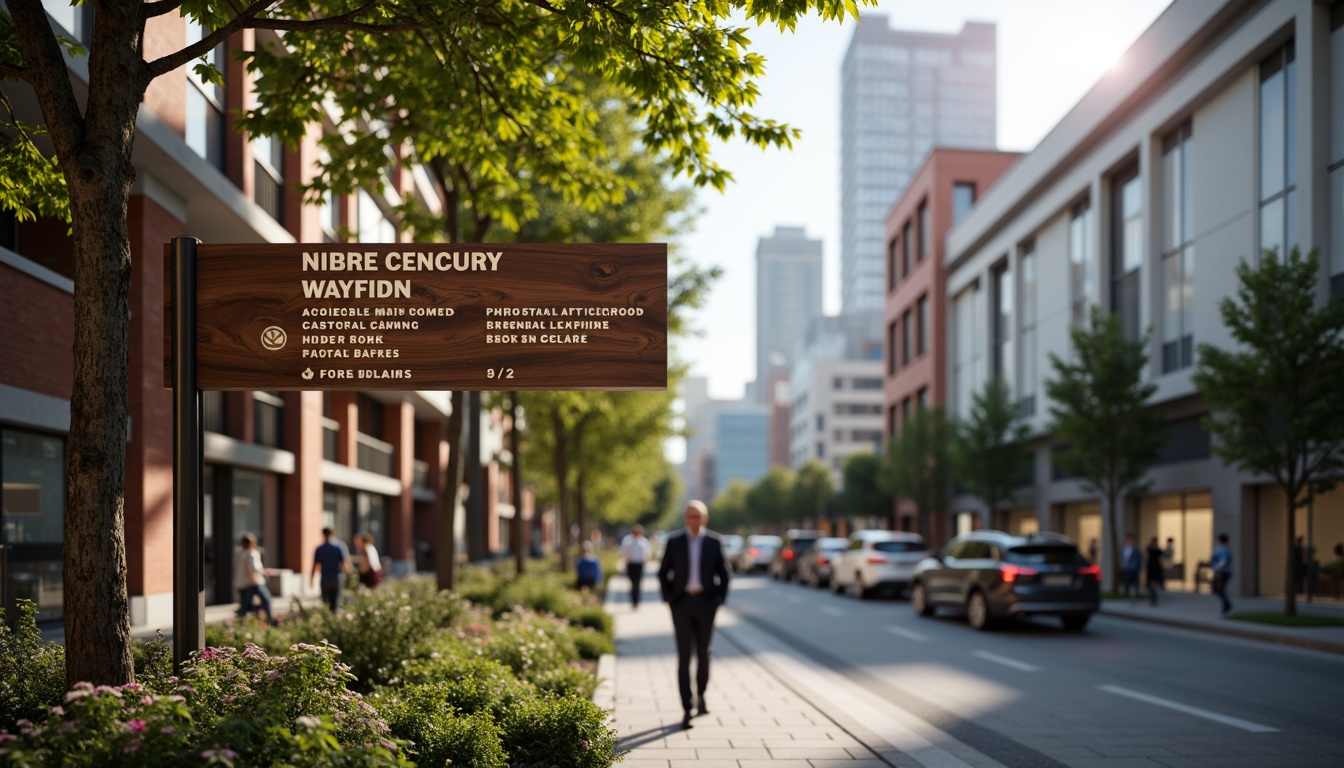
(830, 530, 928, 599)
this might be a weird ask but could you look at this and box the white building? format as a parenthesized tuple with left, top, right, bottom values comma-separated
(840, 16, 996, 314)
(788, 312, 886, 488)
(944, 0, 1344, 598)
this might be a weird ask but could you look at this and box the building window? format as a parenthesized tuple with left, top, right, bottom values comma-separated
(902, 397, 912, 423)
(42, 0, 92, 43)
(1329, 7, 1344, 295)
(888, 238, 899, 291)
(901, 220, 913, 277)
(816, 414, 825, 431)
(1111, 163, 1143, 341)
(952, 182, 976, 223)
(1161, 122, 1194, 372)
(0, 207, 16, 253)
(253, 133, 284, 224)
(901, 308, 912, 365)
(1260, 42, 1296, 261)
(2, 428, 66, 622)
(952, 283, 981, 418)
(358, 191, 396, 242)
(888, 406, 899, 440)
(917, 200, 929, 262)
(1018, 241, 1037, 417)
(993, 260, 1013, 384)
(853, 377, 883, 390)
(184, 18, 225, 171)
(887, 320, 898, 375)
(1069, 200, 1095, 327)
(917, 294, 929, 356)
(917, 387, 928, 409)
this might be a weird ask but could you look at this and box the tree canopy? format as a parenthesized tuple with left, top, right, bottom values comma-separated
(1193, 247, 1344, 615)
(950, 377, 1031, 530)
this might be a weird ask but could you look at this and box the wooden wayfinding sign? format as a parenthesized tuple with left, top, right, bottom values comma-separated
(166, 243, 667, 390)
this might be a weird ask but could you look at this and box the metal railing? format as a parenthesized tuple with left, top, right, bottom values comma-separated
(413, 459, 428, 488)
(322, 417, 340, 461)
(356, 432, 395, 477)
(253, 392, 284, 448)
(253, 159, 283, 223)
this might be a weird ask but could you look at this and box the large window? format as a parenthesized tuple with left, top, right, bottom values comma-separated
(184, 18, 225, 170)
(1018, 241, 1037, 416)
(358, 191, 396, 242)
(887, 237, 899, 292)
(253, 132, 284, 224)
(901, 308, 912, 365)
(1330, 5, 1344, 296)
(917, 200, 930, 262)
(1161, 122, 1194, 372)
(1069, 201, 1095, 327)
(952, 284, 982, 418)
(1259, 42, 1296, 260)
(953, 182, 975, 224)
(1111, 164, 1143, 341)
(2, 428, 65, 622)
(887, 320, 898, 375)
(901, 220, 913, 277)
(993, 260, 1013, 384)
(917, 294, 929, 356)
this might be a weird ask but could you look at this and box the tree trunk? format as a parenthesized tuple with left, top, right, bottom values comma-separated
(8, 0, 149, 686)
(577, 470, 588, 548)
(552, 411, 571, 572)
(1106, 490, 1122, 593)
(437, 390, 467, 591)
(510, 391, 525, 575)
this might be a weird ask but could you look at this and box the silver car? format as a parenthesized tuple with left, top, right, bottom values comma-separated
(737, 534, 782, 574)
(831, 530, 928, 599)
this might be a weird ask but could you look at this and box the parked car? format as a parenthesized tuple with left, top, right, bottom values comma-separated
(721, 534, 745, 569)
(768, 529, 823, 581)
(736, 534, 782, 574)
(796, 537, 849, 588)
(910, 530, 1101, 631)
(830, 530, 927, 598)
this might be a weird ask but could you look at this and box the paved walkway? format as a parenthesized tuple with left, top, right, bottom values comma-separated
(606, 568, 901, 767)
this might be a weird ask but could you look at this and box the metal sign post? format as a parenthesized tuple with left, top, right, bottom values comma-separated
(170, 236, 204, 665)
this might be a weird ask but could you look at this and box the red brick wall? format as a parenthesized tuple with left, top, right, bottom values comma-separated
(142, 13, 185, 140)
(125, 194, 185, 596)
(0, 263, 73, 400)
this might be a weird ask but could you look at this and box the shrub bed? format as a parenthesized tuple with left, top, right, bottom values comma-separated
(0, 565, 618, 767)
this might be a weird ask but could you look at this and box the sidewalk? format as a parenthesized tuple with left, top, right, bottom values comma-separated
(605, 568, 898, 767)
(1098, 587, 1344, 655)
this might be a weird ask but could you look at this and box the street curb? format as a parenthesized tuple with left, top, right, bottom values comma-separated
(1099, 606, 1344, 656)
(594, 653, 616, 713)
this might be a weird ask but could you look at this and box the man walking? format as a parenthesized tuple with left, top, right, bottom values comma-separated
(310, 526, 351, 612)
(658, 500, 730, 730)
(620, 524, 652, 609)
(1210, 533, 1234, 614)
(1121, 533, 1143, 598)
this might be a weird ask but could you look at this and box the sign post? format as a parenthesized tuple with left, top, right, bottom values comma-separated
(170, 236, 204, 665)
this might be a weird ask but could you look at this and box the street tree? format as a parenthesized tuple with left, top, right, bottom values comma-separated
(950, 377, 1031, 530)
(710, 480, 752, 534)
(0, 0, 870, 686)
(791, 460, 835, 526)
(840, 451, 892, 527)
(880, 405, 952, 539)
(1044, 307, 1166, 590)
(747, 466, 795, 531)
(1193, 247, 1344, 616)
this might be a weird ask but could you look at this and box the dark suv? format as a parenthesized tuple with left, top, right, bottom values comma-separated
(768, 529, 822, 581)
(910, 531, 1100, 631)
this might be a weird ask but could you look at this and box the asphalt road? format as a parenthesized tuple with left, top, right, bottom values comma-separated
(722, 573, 1344, 768)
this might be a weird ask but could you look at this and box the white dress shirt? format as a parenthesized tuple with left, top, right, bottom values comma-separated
(687, 532, 704, 593)
(620, 535, 651, 564)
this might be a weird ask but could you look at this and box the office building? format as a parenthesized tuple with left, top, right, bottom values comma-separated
(755, 226, 824, 397)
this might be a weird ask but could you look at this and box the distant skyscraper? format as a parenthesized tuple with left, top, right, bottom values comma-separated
(840, 17, 997, 314)
(755, 226, 823, 397)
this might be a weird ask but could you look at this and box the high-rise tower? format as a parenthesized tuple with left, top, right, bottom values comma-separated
(755, 226, 824, 397)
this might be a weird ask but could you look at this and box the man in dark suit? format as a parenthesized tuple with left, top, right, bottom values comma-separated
(657, 499, 730, 730)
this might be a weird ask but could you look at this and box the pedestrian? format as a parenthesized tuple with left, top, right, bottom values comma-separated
(1121, 533, 1143, 598)
(353, 532, 383, 588)
(657, 499, 731, 730)
(1145, 536, 1164, 605)
(576, 541, 602, 590)
(233, 533, 276, 625)
(1163, 536, 1177, 581)
(1210, 532, 1234, 614)
(310, 526, 351, 612)
(1087, 538, 1099, 564)
(620, 524, 652, 609)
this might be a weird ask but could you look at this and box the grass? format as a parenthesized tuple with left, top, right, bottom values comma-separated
(1225, 611, 1344, 627)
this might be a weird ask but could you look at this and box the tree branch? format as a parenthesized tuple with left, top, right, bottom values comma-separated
(145, 0, 277, 78)
(143, 0, 186, 20)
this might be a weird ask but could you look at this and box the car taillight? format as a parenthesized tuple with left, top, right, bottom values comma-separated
(1000, 563, 1039, 583)
(816, 556, 829, 566)
(866, 556, 888, 565)
(748, 547, 759, 557)
(1079, 564, 1101, 579)
(784, 549, 796, 560)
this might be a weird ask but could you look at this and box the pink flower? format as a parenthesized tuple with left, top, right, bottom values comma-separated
(125, 719, 147, 734)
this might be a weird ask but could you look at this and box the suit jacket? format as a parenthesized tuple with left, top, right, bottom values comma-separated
(658, 529, 730, 606)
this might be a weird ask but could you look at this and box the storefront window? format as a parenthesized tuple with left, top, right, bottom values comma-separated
(2, 428, 65, 622)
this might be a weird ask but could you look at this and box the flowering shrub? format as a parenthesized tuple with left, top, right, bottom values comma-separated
(497, 693, 617, 768)
(0, 600, 65, 730)
(477, 609, 579, 679)
(377, 684, 507, 768)
(389, 647, 535, 719)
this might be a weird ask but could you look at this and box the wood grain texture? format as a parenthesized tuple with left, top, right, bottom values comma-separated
(164, 243, 667, 390)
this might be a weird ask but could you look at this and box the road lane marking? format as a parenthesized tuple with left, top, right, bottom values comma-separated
(820, 605, 846, 617)
(1097, 684, 1279, 733)
(971, 650, 1040, 672)
(885, 625, 929, 642)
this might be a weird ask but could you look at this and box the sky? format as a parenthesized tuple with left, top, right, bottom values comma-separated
(673, 0, 1175, 402)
